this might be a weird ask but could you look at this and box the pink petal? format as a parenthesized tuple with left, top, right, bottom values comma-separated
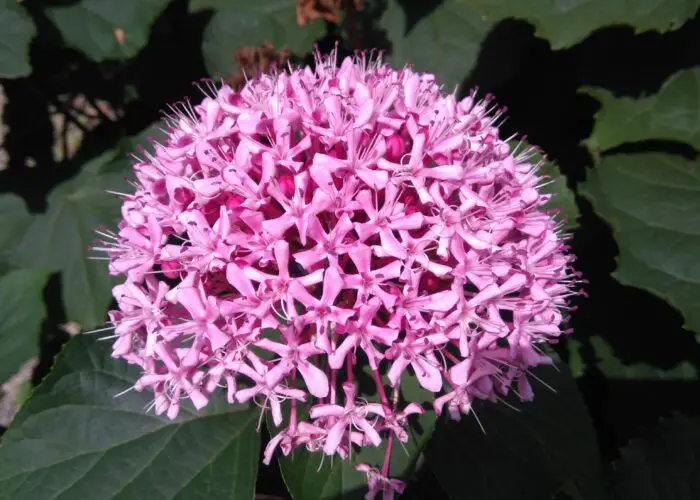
(321, 267, 344, 305)
(292, 247, 326, 269)
(235, 386, 258, 403)
(354, 99, 374, 128)
(177, 287, 207, 321)
(379, 229, 407, 259)
(328, 335, 359, 369)
(323, 419, 347, 456)
(349, 245, 372, 273)
(270, 397, 284, 426)
(265, 360, 293, 389)
(413, 290, 459, 312)
(433, 391, 456, 417)
(255, 338, 290, 357)
(298, 361, 329, 398)
(387, 356, 410, 387)
(298, 268, 325, 287)
(310, 404, 345, 419)
(469, 283, 501, 307)
(263, 431, 286, 465)
(356, 418, 382, 446)
(205, 324, 230, 351)
(226, 263, 257, 298)
(185, 385, 208, 410)
(262, 214, 294, 238)
(154, 343, 180, 372)
(420, 165, 462, 180)
(356, 168, 389, 190)
(412, 357, 443, 392)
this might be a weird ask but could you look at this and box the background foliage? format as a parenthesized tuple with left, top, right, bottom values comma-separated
(0, 1, 699, 499)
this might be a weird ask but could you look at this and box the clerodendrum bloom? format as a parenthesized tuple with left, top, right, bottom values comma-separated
(98, 49, 577, 498)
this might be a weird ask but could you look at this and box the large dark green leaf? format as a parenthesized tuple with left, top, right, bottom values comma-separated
(380, 0, 492, 88)
(276, 373, 436, 499)
(278, 446, 366, 500)
(45, 0, 171, 62)
(0, 0, 36, 78)
(11, 124, 162, 329)
(189, 0, 227, 11)
(580, 153, 700, 335)
(458, 0, 700, 49)
(611, 416, 700, 500)
(13, 152, 127, 329)
(0, 335, 260, 500)
(201, 0, 324, 77)
(590, 336, 697, 380)
(426, 361, 605, 500)
(0, 194, 32, 265)
(0, 269, 48, 384)
(583, 69, 700, 154)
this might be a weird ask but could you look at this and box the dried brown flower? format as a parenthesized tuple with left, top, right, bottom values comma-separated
(227, 42, 291, 89)
(296, 0, 364, 27)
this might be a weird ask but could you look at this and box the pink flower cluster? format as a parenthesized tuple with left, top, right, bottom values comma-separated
(98, 50, 576, 498)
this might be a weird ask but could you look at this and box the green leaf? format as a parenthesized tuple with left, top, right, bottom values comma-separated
(189, 0, 228, 12)
(583, 69, 700, 154)
(201, 0, 324, 77)
(276, 373, 436, 499)
(580, 153, 700, 335)
(458, 0, 700, 49)
(0, 194, 33, 266)
(0, 269, 48, 383)
(566, 338, 587, 378)
(0, 0, 36, 78)
(278, 446, 367, 500)
(537, 161, 579, 230)
(102, 121, 167, 175)
(611, 416, 700, 500)
(427, 361, 605, 500)
(380, 0, 493, 88)
(590, 336, 697, 380)
(0, 335, 261, 500)
(13, 152, 126, 329)
(45, 0, 171, 62)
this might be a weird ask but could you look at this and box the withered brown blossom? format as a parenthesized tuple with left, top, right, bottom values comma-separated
(296, 0, 364, 27)
(227, 42, 291, 89)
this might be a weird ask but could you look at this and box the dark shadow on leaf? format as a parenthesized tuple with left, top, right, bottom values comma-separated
(396, 0, 442, 34)
(461, 19, 596, 187)
(570, 196, 700, 459)
(33, 273, 69, 387)
(604, 139, 699, 159)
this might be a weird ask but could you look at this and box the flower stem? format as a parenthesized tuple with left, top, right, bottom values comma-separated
(373, 368, 390, 407)
(290, 370, 298, 428)
(381, 431, 394, 477)
(330, 368, 337, 405)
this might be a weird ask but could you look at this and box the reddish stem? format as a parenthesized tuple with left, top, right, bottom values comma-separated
(330, 368, 337, 405)
(381, 431, 394, 477)
(443, 347, 460, 364)
(290, 370, 298, 428)
(372, 368, 390, 407)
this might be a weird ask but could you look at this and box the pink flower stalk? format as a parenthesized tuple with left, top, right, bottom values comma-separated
(97, 48, 578, 498)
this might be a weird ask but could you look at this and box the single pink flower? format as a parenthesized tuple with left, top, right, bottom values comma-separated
(310, 383, 387, 456)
